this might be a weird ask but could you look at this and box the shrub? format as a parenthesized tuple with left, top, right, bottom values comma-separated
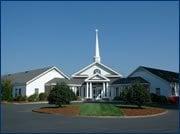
(113, 96, 122, 101)
(39, 93, 48, 101)
(1, 79, 13, 101)
(102, 97, 109, 101)
(48, 82, 76, 107)
(159, 95, 168, 104)
(150, 93, 159, 102)
(28, 94, 39, 102)
(121, 82, 151, 108)
(150, 93, 168, 104)
(13, 96, 27, 101)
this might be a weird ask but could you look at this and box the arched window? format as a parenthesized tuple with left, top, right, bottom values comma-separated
(93, 69, 101, 74)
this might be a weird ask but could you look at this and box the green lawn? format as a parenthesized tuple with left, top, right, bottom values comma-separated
(79, 103, 123, 116)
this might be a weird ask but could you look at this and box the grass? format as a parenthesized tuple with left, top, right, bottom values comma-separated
(79, 103, 123, 116)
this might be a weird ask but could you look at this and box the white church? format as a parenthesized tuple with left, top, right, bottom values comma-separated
(2, 30, 179, 100)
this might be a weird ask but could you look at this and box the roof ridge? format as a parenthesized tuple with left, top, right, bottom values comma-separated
(140, 66, 178, 74)
(2, 66, 53, 76)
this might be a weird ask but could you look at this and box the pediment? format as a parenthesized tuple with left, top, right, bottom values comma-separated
(72, 62, 122, 78)
(85, 73, 110, 82)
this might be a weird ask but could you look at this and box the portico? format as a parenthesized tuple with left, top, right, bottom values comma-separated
(85, 81, 110, 100)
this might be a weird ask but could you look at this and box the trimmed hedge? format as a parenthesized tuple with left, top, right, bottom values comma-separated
(28, 94, 39, 102)
(13, 96, 27, 101)
(150, 93, 168, 104)
(113, 96, 122, 101)
(39, 93, 48, 101)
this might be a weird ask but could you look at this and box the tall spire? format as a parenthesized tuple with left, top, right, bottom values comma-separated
(94, 29, 101, 63)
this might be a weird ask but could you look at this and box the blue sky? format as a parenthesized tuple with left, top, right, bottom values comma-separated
(1, 1, 179, 76)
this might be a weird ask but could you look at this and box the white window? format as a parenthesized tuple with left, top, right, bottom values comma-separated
(156, 88, 160, 96)
(94, 69, 101, 74)
(35, 88, 39, 95)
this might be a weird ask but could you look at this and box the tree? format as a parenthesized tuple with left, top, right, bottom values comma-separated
(47, 82, 76, 107)
(1, 79, 13, 101)
(121, 82, 151, 108)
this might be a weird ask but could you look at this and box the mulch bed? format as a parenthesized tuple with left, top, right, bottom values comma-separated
(33, 105, 80, 116)
(33, 105, 166, 117)
(121, 107, 166, 116)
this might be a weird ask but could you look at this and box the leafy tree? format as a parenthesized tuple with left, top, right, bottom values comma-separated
(48, 82, 76, 107)
(1, 79, 13, 101)
(121, 82, 151, 108)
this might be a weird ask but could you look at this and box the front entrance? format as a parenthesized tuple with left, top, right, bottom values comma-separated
(93, 87, 102, 100)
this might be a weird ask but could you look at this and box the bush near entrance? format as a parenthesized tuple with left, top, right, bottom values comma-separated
(121, 82, 151, 108)
(48, 82, 76, 107)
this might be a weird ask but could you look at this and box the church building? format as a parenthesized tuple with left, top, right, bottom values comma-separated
(45, 30, 149, 100)
(2, 30, 178, 100)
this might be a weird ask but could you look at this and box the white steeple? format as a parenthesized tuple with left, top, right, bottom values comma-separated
(94, 29, 101, 63)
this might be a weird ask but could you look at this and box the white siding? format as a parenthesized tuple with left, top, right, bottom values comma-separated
(129, 68, 172, 97)
(26, 69, 64, 96)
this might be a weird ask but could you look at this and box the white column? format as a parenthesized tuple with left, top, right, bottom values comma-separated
(86, 82, 89, 98)
(90, 82, 92, 99)
(103, 82, 105, 98)
(106, 82, 109, 98)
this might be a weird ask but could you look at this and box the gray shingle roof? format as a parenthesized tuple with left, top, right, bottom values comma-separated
(112, 77, 149, 85)
(46, 78, 86, 85)
(45, 78, 71, 85)
(1, 66, 53, 85)
(141, 66, 179, 83)
(45, 77, 148, 86)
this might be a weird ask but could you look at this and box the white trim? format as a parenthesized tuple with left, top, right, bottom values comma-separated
(68, 84, 82, 87)
(71, 62, 95, 77)
(85, 73, 110, 82)
(26, 66, 69, 85)
(53, 66, 70, 79)
(72, 62, 123, 77)
(99, 62, 123, 77)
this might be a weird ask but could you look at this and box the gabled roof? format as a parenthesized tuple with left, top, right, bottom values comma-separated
(71, 62, 122, 77)
(112, 77, 149, 85)
(85, 73, 110, 82)
(129, 66, 179, 83)
(1, 66, 69, 86)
